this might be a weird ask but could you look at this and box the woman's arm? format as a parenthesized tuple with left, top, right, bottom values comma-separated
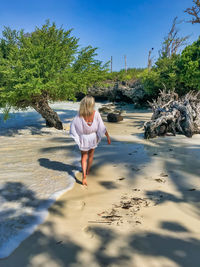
(105, 130, 111, 145)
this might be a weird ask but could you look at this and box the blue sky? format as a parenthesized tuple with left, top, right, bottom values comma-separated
(0, 0, 199, 71)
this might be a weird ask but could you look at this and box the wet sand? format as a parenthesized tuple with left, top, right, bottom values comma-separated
(1, 109, 200, 267)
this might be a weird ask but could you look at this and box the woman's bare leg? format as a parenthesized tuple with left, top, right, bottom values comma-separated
(86, 149, 95, 175)
(81, 151, 88, 185)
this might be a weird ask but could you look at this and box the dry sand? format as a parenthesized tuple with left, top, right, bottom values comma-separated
(1, 109, 200, 267)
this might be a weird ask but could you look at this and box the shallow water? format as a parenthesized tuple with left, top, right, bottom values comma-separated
(0, 101, 98, 258)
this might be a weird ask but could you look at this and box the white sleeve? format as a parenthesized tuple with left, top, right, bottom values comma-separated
(96, 111, 107, 140)
(69, 117, 81, 147)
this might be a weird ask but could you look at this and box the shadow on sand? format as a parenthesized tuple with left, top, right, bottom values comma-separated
(1, 108, 200, 266)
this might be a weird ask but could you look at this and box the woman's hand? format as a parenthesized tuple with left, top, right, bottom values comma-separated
(105, 131, 111, 145)
(107, 136, 111, 145)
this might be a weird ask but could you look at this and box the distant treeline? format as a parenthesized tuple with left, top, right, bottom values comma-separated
(141, 36, 200, 98)
(99, 32, 200, 99)
(101, 3, 200, 98)
(94, 68, 144, 88)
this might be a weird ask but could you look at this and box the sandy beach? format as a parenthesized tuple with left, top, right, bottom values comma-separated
(1, 104, 200, 267)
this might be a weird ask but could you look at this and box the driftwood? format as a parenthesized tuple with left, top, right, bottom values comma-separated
(107, 113, 123, 123)
(144, 89, 200, 139)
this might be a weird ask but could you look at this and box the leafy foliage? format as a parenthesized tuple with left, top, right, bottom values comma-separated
(141, 36, 200, 97)
(176, 37, 200, 92)
(106, 68, 144, 82)
(141, 55, 180, 97)
(0, 21, 108, 111)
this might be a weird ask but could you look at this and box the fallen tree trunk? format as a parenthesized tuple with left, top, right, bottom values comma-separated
(144, 90, 200, 139)
(31, 95, 63, 130)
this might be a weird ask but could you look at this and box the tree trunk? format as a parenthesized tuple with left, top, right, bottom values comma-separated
(144, 90, 200, 139)
(31, 97, 63, 130)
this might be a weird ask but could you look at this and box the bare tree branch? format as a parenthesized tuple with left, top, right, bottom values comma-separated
(147, 47, 154, 71)
(185, 0, 200, 24)
(161, 17, 190, 58)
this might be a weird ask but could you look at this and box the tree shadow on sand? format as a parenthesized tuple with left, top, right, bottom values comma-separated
(128, 228, 200, 267)
(1, 108, 200, 265)
(1, 136, 200, 266)
(40, 133, 200, 221)
(45, 136, 151, 182)
(39, 133, 200, 266)
(0, 223, 83, 267)
(38, 158, 82, 185)
(142, 137, 200, 220)
(0, 181, 69, 260)
(3, 221, 199, 267)
(86, 222, 200, 267)
(1, 205, 200, 267)
(0, 182, 130, 266)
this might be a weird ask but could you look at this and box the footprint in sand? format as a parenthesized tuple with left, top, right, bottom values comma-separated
(155, 178, 166, 183)
(83, 226, 94, 239)
(56, 241, 63, 245)
(81, 201, 86, 210)
(160, 172, 168, 177)
(131, 167, 140, 171)
(118, 177, 125, 181)
(188, 188, 196, 191)
(70, 200, 87, 210)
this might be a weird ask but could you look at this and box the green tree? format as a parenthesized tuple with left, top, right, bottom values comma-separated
(0, 21, 108, 129)
(141, 55, 180, 97)
(176, 37, 200, 92)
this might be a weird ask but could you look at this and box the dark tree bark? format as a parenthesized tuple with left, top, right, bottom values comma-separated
(144, 90, 200, 139)
(31, 96, 63, 130)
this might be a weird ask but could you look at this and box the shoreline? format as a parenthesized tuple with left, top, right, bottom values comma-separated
(0, 139, 80, 259)
(1, 105, 200, 266)
(0, 173, 76, 259)
(0, 102, 83, 259)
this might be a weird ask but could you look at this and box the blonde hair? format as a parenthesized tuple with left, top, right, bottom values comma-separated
(79, 96, 95, 117)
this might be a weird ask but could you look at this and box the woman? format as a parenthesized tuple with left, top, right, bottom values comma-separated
(70, 96, 111, 186)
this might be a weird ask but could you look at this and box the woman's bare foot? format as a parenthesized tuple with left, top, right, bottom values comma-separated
(82, 177, 87, 186)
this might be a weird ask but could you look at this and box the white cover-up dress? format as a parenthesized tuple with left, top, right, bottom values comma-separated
(70, 111, 107, 151)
